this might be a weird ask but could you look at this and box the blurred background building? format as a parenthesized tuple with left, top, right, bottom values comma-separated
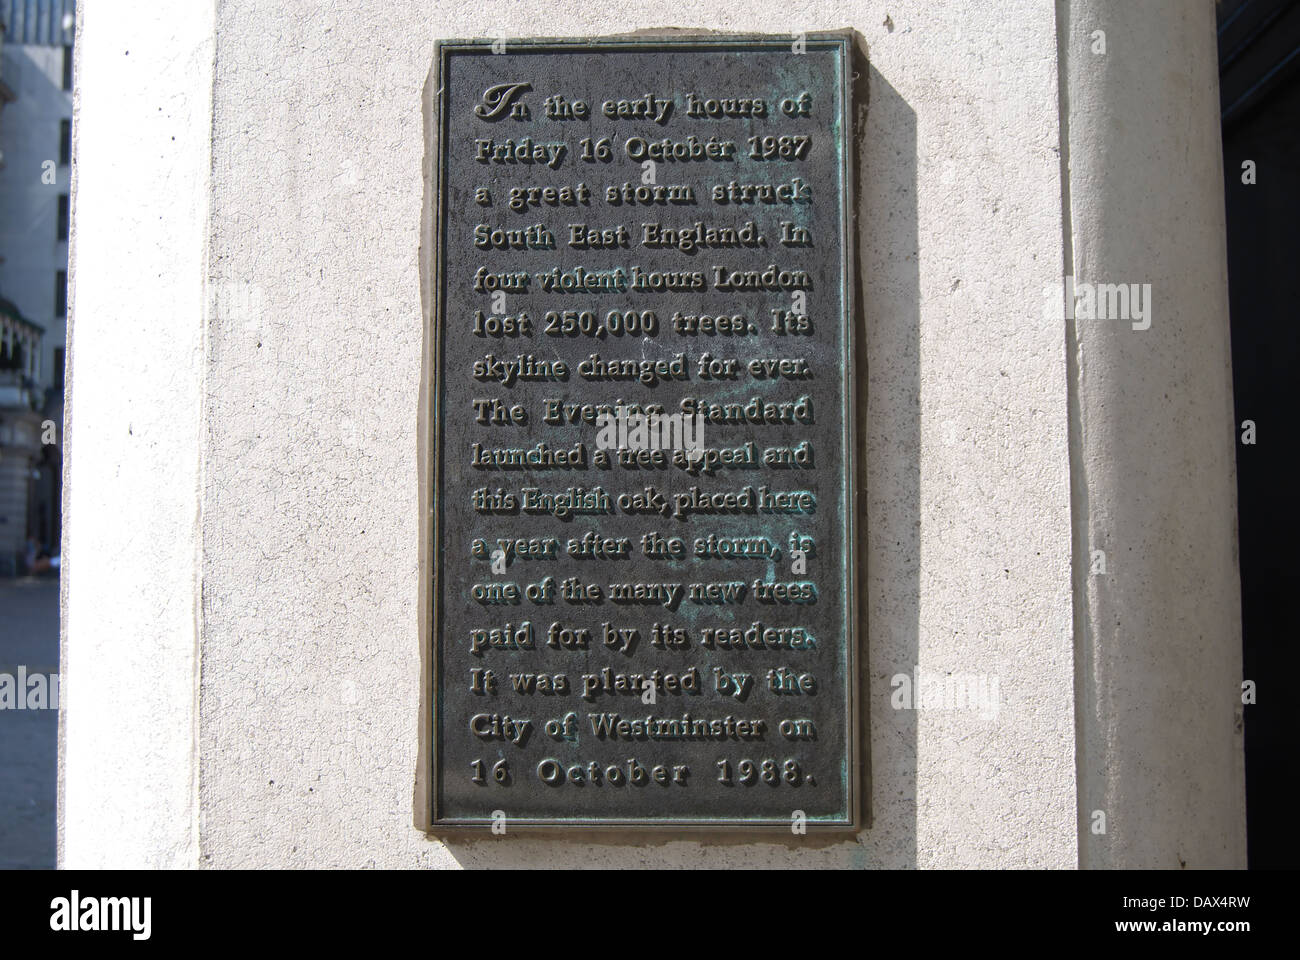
(0, 0, 74, 575)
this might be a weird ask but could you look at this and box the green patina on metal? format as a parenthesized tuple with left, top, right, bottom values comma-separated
(421, 32, 867, 832)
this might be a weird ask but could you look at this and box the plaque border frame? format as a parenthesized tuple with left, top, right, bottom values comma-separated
(417, 31, 868, 834)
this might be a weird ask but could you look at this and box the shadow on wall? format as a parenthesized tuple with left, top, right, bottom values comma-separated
(435, 62, 922, 869)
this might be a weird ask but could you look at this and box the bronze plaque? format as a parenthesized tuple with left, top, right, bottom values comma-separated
(420, 33, 865, 831)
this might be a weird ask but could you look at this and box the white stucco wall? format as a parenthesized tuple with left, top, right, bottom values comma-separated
(59, 2, 212, 868)
(61, 0, 1243, 868)
(1065, 0, 1247, 869)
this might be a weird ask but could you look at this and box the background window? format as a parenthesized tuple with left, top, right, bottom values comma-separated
(56, 194, 69, 242)
(59, 119, 71, 166)
(55, 270, 67, 317)
(62, 46, 72, 91)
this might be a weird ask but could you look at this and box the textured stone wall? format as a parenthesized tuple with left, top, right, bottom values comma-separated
(62, 1, 1242, 868)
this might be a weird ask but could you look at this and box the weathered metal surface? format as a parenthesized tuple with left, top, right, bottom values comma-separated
(425, 34, 862, 830)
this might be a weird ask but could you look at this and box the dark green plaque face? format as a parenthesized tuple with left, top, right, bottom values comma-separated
(423, 33, 862, 831)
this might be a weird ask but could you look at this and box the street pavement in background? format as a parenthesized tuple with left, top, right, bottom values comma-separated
(0, 577, 59, 869)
